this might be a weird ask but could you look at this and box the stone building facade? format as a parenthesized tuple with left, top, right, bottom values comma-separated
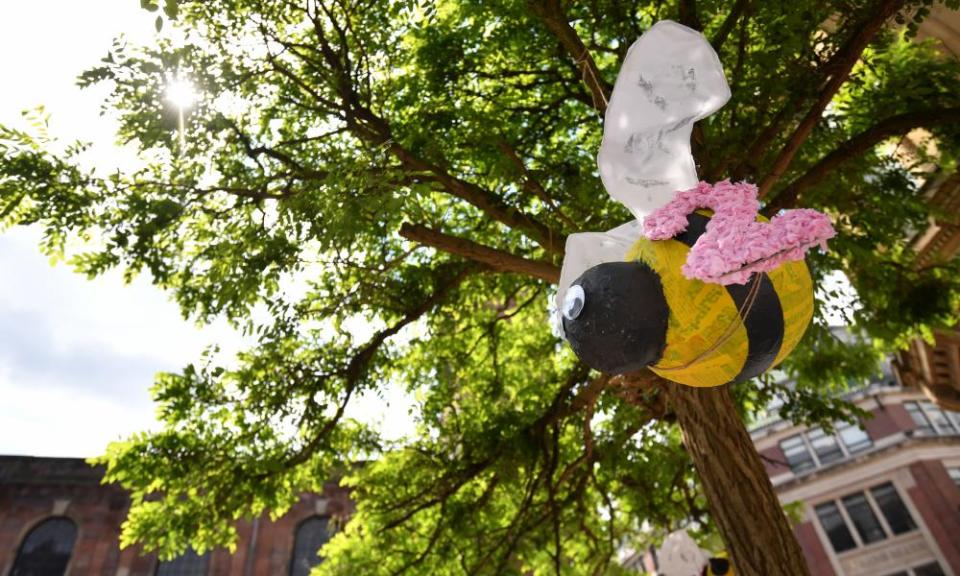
(889, 5, 960, 414)
(0, 456, 353, 575)
(893, 328, 960, 412)
(752, 384, 960, 576)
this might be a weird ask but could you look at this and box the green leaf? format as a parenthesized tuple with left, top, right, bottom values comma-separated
(163, 0, 179, 19)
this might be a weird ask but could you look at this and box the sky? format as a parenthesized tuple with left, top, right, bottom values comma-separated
(0, 1, 233, 457)
(0, 1, 414, 457)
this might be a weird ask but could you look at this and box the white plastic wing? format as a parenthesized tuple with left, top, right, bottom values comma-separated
(555, 21, 731, 330)
(657, 530, 710, 576)
(598, 20, 731, 221)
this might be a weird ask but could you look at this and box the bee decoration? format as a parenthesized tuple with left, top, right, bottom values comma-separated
(554, 21, 836, 387)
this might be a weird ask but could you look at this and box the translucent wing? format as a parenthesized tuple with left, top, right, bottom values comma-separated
(598, 21, 731, 221)
(555, 21, 731, 331)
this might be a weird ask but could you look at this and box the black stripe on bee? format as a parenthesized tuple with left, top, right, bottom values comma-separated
(675, 212, 785, 382)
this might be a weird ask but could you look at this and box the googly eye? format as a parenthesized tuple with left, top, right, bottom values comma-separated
(562, 285, 585, 320)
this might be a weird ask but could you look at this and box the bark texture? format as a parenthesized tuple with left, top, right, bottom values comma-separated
(668, 381, 810, 575)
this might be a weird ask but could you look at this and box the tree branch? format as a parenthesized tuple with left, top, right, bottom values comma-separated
(224, 117, 332, 181)
(764, 107, 960, 214)
(528, 0, 611, 114)
(400, 223, 561, 283)
(388, 144, 567, 255)
(756, 0, 907, 197)
(730, 93, 805, 181)
(710, 0, 750, 52)
(678, 0, 703, 31)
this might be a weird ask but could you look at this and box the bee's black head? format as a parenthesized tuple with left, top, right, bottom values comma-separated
(561, 261, 669, 375)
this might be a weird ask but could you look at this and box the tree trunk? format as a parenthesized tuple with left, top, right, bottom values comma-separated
(668, 381, 810, 575)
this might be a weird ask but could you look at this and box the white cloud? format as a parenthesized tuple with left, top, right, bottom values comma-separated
(0, 1, 225, 457)
(0, 225, 243, 457)
(0, 0, 163, 456)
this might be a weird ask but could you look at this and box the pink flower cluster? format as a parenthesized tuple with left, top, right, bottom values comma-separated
(642, 180, 836, 285)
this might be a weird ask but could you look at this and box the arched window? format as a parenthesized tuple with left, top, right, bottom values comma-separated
(10, 517, 77, 576)
(156, 548, 210, 576)
(289, 516, 330, 576)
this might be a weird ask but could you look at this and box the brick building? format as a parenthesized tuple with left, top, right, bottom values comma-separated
(0, 456, 353, 575)
(752, 383, 960, 575)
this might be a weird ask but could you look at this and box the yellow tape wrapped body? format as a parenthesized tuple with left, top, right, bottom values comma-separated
(625, 229, 814, 387)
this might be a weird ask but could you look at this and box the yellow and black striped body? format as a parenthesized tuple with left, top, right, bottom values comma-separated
(626, 212, 814, 387)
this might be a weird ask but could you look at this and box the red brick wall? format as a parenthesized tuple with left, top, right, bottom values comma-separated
(863, 402, 915, 440)
(907, 460, 960, 572)
(218, 484, 354, 575)
(760, 444, 789, 477)
(794, 520, 836, 576)
(0, 458, 128, 576)
(0, 456, 354, 576)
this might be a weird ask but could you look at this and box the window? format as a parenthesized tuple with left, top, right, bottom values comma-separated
(290, 516, 330, 576)
(884, 566, 946, 576)
(949, 467, 960, 488)
(870, 482, 916, 535)
(913, 562, 946, 576)
(837, 421, 872, 453)
(815, 502, 857, 553)
(777, 423, 873, 474)
(841, 493, 886, 544)
(780, 434, 816, 473)
(905, 402, 934, 433)
(10, 517, 77, 576)
(808, 427, 844, 465)
(924, 403, 958, 433)
(905, 401, 960, 435)
(156, 549, 210, 576)
(887, 562, 945, 576)
(816, 482, 916, 554)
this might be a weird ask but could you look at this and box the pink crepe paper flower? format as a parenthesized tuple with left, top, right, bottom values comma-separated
(642, 180, 836, 285)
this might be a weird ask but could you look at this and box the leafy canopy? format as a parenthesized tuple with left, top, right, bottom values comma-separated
(1, 0, 959, 573)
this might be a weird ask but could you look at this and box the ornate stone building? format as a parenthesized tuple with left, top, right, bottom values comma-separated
(0, 456, 353, 575)
(893, 329, 960, 412)
(893, 164, 960, 412)
(888, 5, 960, 413)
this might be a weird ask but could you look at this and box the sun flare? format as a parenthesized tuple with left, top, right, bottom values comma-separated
(164, 78, 197, 109)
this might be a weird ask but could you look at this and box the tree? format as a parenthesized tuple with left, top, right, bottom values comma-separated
(2, 0, 960, 573)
